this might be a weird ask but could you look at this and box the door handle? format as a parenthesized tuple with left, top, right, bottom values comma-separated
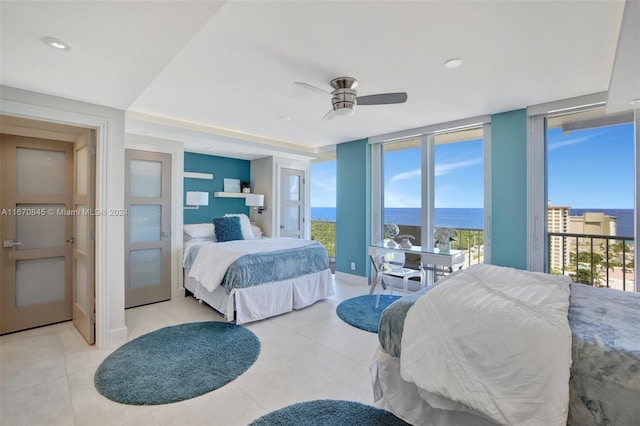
(280, 225, 285, 229)
(3, 240, 22, 248)
(66, 237, 75, 244)
(162, 231, 171, 238)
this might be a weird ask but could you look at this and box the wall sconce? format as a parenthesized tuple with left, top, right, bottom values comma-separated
(245, 194, 265, 214)
(184, 191, 209, 210)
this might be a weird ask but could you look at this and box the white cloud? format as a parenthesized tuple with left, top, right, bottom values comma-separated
(390, 168, 420, 183)
(548, 132, 600, 151)
(435, 157, 482, 176)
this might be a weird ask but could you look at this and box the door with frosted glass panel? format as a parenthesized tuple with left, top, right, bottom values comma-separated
(72, 130, 95, 344)
(1, 135, 73, 334)
(125, 150, 171, 308)
(279, 168, 305, 239)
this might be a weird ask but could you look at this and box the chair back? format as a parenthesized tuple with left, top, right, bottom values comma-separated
(382, 249, 406, 273)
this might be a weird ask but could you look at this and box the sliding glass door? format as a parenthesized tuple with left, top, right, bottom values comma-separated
(545, 108, 636, 291)
(373, 124, 487, 281)
(434, 129, 485, 267)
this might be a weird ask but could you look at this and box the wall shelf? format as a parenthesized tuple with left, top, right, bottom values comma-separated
(184, 172, 213, 180)
(214, 191, 262, 198)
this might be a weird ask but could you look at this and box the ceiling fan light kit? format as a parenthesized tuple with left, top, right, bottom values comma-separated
(295, 76, 407, 120)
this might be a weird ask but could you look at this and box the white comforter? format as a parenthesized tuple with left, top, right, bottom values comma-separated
(187, 238, 318, 292)
(400, 264, 572, 426)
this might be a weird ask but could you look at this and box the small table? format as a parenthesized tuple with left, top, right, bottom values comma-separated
(368, 243, 465, 295)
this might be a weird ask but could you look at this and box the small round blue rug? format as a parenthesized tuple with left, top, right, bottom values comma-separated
(336, 295, 401, 333)
(249, 399, 410, 425)
(94, 321, 260, 405)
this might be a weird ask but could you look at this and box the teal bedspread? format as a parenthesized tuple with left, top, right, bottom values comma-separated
(185, 240, 329, 292)
(221, 243, 329, 291)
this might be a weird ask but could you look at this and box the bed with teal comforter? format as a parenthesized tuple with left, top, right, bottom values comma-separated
(184, 238, 329, 291)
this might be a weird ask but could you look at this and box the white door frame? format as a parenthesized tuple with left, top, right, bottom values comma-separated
(1, 87, 127, 349)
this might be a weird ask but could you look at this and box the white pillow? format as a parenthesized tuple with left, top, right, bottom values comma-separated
(183, 223, 215, 240)
(250, 224, 263, 238)
(224, 213, 254, 239)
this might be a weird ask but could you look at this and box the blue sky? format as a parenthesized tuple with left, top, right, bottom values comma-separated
(311, 122, 634, 209)
(547, 122, 634, 208)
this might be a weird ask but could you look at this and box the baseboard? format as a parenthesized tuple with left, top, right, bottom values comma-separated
(334, 271, 368, 286)
(108, 326, 128, 349)
(171, 285, 184, 299)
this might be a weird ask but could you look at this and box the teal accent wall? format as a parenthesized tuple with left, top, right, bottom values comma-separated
(491, 109, 528, 269)
(184, 152, 250, 224)
(336, 139, 371, 276)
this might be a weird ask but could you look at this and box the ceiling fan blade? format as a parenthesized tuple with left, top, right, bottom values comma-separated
(357, 92, 407, 105)
(321, 109, 336, 121)
(294, 81, 332, 96)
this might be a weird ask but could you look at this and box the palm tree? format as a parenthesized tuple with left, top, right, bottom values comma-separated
(570, 251, 604, 285)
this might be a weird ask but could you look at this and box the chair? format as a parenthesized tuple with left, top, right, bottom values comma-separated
(381, 249, 423, 292)
(373, 247, 422, 308)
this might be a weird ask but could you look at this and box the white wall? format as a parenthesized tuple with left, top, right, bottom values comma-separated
(250, 157, 274, 236)
(1, 85, 127, 349)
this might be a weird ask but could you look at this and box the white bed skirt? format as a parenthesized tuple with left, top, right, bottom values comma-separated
(184, 268, 334, 324)
(371, 346, 499, 426)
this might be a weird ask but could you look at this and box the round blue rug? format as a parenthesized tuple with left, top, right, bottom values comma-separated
(249, 399, 410, 425)
(94, 321, 260, 405)
(336, 294, 401, 333)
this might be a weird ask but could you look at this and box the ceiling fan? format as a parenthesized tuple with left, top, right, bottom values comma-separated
(294, 77, 407, 121)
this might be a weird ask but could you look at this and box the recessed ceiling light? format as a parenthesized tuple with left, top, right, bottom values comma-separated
(444, 58, 463, 68)
(42, 37, 70, 51)
(279, 116, 291, 121)
(144, 131, 154, 136)
(631, 98, 640, 105)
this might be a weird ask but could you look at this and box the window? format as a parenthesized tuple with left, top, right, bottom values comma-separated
(434, 129, 485, 266)
(382, 138, 422, 257)
(310, 156, 336, 264)
(545, 109, 635, 291)
(373, 122, 487, 278)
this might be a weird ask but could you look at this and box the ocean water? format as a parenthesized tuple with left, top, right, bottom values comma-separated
(311, 207, 635, 236)
(311, 207, 484, 229)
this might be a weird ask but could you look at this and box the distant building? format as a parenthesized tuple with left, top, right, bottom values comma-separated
(547, 205, 571, 272)
(570, 211, 617, 236)
(547, 207, 617, 273)
(548, 205, 632, 291)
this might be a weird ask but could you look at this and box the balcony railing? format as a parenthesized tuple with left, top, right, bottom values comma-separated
(311, 220, 484, 268)
(311, 220, 336, 259)
(547, 232, 635, 291)
(450, 228, 485, 267)
(311, 220, 636, 291)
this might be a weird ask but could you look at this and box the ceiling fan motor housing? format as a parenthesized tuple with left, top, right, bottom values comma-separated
(330, 77, 358, 114)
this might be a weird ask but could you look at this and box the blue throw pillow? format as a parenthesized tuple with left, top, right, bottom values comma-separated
(213, 216, 244, 242)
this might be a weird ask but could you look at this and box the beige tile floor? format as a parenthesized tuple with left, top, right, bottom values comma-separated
(0, 277, 381, 426)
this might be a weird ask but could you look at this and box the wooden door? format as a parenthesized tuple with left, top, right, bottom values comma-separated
(1, 135, 73, 333)
(71, 130, 95, 343)
(124, 149, 172, 308)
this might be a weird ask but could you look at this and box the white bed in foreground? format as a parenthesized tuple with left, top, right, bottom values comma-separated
(373, 264, 574, 426)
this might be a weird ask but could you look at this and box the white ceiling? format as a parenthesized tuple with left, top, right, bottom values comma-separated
(1, 1, 635, 160)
